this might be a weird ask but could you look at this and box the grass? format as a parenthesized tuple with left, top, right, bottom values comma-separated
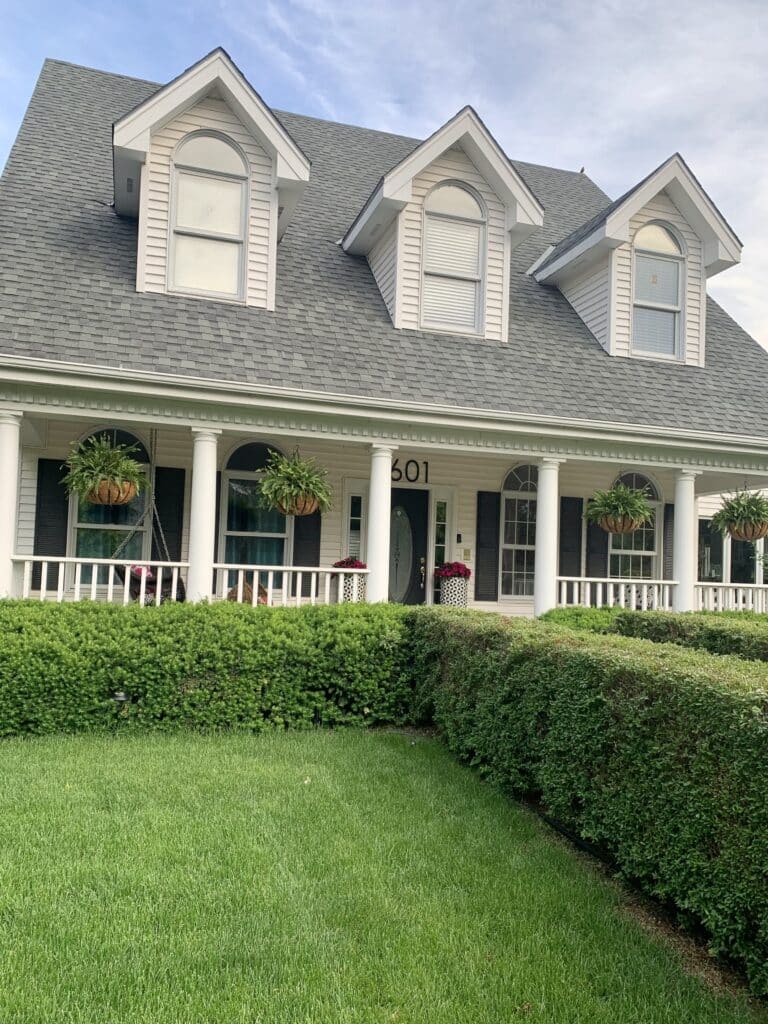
(0, 730, 763, 1024)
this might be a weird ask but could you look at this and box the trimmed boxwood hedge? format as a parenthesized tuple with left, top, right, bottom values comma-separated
(544, 606, 768, 662)
(406, 607, 768, 995)
(0, 601, 413, 736)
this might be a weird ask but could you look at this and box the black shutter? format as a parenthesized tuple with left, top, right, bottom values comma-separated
(663, 503, 674, 580)
(585, 514, 609, 579)
(292, 511, 322, 596)
(32, 458, 69, 589)
(558, 497, 583, 577)
(475, 491, 500, 601)
(152, 467, 185, 562)
(214, 471, 222, 594)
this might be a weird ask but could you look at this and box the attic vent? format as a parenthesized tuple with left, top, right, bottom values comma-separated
(126, 178, 134, 194)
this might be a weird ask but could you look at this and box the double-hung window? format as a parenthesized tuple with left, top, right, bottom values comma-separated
(171, 133, 248, 300)
(632, 223, 683, 358)
(422, 182, 485, 333)
(500, 464, 538, 597)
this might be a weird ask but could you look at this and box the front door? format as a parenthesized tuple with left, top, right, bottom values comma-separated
(389, 488, 429, 604)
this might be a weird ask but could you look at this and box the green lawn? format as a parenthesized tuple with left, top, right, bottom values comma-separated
(0, 731, 762, 1024)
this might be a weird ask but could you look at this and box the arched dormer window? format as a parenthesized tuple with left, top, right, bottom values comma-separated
(422, 182, 485, 334)
(608, 472, 661, 579)
(500, 464, 538, 597)
(632, 222, 684, 358)
(170, 132, 248, 300)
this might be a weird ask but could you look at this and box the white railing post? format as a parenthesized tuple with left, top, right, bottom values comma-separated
(0, 413, 21, 598)
(534, 457, 563, 616)
(187, 428, 221, 603)
(672, 469, 700, 613)
(366, 443, 397, 603)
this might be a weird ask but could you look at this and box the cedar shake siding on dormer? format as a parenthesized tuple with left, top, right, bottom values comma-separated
(139, 97, 276, 308)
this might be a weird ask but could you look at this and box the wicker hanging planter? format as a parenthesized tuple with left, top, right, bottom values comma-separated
(728, 521, 768, 541)
(86, 480, 138, 506)
(598, 514, 644, 535)
(277, 495, 320, 517)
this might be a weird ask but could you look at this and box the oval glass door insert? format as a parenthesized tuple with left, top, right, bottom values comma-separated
(389, 505, 413, 602)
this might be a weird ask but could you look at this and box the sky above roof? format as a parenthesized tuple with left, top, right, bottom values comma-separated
(2, 0, 767, 348)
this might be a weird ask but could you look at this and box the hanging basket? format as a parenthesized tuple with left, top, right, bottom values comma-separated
(277, 495, 320, 517)
(728, 521, 768, 541)
(86, 480, 138, 506)
(598, 514, 644, 535)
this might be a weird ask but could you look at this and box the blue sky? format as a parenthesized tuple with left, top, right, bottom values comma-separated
(2, 0, 767, 345)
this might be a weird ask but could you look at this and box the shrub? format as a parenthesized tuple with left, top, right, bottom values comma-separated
(539, 606, 622, 633)
(612, 610, 768, 661)
(406, 607, 768, 994)
(0, 602, 413, 736)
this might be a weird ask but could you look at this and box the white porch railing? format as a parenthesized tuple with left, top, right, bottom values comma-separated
(695, 582, 768, 613)
(11, 556, 369, 607)
(13, 556, 189, 604)
(212, 563, 368, 606)
(557, 576, 677, 611)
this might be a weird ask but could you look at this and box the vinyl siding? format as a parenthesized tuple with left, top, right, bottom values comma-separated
(562, 263, 610, 350)
(18, 420, 683, 616)
(614, 191, 705, 364)
(397, 145, 508, 341)
(367, 218, 398, 321)
(140, 97, 275, 309)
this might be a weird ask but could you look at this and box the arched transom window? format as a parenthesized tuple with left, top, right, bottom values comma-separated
(422, 182, 485, 333)
(608, 472, 661, 579)
(500, 464, 538, 597)
(632, 222, 683, 358)
(171, 133, 248, 299)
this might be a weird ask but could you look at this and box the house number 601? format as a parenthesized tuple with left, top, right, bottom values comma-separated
(391, 458, 429, 483)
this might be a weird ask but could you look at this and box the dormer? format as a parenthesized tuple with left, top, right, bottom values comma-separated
(112, 49, 310, 309)
(532, 154, 741, 366)
(343, 107, 544, 342)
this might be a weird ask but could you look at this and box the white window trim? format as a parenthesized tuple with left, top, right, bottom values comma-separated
(607, 472, 663, 580)
(630, 222, 686, 362)
(420, 181, 487, 336)
(168, 132, 250, 304)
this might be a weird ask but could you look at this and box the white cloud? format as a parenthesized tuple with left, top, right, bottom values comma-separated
(220, 0, 768, 346)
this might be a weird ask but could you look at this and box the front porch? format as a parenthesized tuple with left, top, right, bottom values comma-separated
(2, 411, 768, 615)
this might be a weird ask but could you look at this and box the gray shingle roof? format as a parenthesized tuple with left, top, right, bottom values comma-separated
(2, 58, 768, 438)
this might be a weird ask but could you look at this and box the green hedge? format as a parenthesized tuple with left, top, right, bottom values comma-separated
(539, 606, 622, 632)
(407, 607, 768, 995)
(0, 601, 413, 736)
(546, 606, 768, 662)
(612, 610, 768, 661)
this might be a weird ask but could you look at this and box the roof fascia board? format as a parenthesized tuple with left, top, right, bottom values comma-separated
(342, 107, 544, 254)
(3, 354, 768, 462)
(533, 224, 626, 283)
(113, 50, 310, 183)
(536, 155, 742, 283)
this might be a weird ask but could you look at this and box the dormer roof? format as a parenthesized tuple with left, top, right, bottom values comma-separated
(342, 106, 544, 255)
(112, 47, 310, 237)
(533, 153, 741, 284)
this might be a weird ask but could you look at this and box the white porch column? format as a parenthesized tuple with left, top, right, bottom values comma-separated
(0, 413, 21, 598)
(672, 469, 700, 612)
(533, 457, 562, 616)
(366, 443, 397, 603)
(186, 428, 221, 603)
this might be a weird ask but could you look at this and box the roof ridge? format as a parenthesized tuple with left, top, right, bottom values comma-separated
(42, 57, 161, 88)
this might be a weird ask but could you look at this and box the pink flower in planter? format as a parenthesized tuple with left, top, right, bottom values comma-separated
(434, 561, 472, 579)
(333, 557, 367, 569)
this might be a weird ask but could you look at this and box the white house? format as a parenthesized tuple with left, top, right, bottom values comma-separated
(2, 48, 768, 615)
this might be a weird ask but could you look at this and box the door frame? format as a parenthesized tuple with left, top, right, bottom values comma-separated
(341, 476, 457, 605)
